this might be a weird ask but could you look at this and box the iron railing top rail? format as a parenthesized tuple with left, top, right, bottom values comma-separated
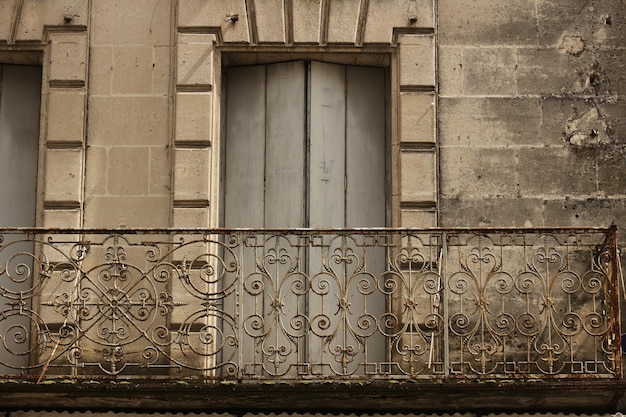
(0, 225, 617, 234)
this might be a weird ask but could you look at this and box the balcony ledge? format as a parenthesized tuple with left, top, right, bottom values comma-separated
(1, 379, 625, 413)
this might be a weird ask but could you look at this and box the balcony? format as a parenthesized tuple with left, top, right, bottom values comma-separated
(0, 227, 623, 412)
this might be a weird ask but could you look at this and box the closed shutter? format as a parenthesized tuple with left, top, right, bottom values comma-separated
(224, 60, 385, 229)
(224, 60, 386, 376)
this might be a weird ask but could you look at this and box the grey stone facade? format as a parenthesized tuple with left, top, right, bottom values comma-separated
(1, 1, 624, 233)
(0, 0, 625, 414)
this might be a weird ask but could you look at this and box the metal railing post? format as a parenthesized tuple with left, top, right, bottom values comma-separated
(442, 230, 450, 377)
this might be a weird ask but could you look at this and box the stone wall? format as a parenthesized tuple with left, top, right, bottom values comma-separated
(84, 0, 173, 228)
(0, 0, 626, 412)
(0, 0, 624, 233)
(438, 0, 626, 230)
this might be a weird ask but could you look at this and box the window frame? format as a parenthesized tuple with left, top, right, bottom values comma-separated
(217, 47, 395, 230)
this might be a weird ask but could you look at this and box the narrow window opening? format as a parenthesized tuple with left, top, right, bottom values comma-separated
(0, 63, 42, 375)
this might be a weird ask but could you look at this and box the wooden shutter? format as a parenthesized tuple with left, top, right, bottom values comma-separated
(224, 61, 386, 376)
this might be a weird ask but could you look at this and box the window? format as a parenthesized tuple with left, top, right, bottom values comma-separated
(0, 64, 40, 227)
(222, 60, 388, 375)
(0, 64, 42, 374)
(223, 60, 386, 229)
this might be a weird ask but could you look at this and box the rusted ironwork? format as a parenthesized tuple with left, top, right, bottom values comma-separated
(0, 227, 620, 380)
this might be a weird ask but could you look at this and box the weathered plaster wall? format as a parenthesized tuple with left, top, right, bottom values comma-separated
(438, 0, 626, 232)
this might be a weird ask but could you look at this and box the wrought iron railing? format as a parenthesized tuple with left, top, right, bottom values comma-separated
(0, 227, 620, 380)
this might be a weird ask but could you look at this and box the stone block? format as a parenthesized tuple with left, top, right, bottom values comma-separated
(439, 98, 541, 147)
(40, 232, 83, 270)
(84, 146, 107, 196)
(518, 147, 596, 196)
(600, 98, 626, 146)
(439, 47, 463, 96)
(177, 35, 215, 86)
(176, 92, 213, 142)
(440, 197, 545, 228)
(327, 0, 360, 44)
(173, 207, 210, 228)
(153, 46, 172, 95)
(150, 145, 171, 195)
(439, 0, 537, 46)
(400, 151, 436, 201)
(440, 147, 518, 198)
(599, 50, 626, 97)
(0, 1, 15, 41)
(597, 145, 626, 197)
(88, 46, 112, 95)
(462, 48, 517, 95)
(400, 92, 435, 143)
(170, 277, 213, 324)
(44, 148, 83, 202)
(49, 34, 87, 81)
(517, 48, 592, 96)
(169, 230, 214, 265)
(544, 197, 626, 228)
(38, 270, 80, 325)
(107, 147, 150, 196)
(112, 46, 155, 94)
(43, 208, 81, 229)
(566, 107, 610, 149)
(595, 0, 626, 48)
(77, 233, 173, 273)
(256, 0, 285, 43)
(178, 33, 216, 45)
(47, 30, 87, 46)
(41, 211, 81, 264)
(174, 147, 211, 201)
(292, 0, 321, 44)
(178, 0, 249, 43)
(83, 196, 170, 228)
(537, 0, 595, 47)
(88, 96, 169, 146)
(400, 209, 437, 228)
(365, 0, 434, 44)
(398, 34, 435, 86)
(540, 98, 591, 147)
(92, 0, 171, 46)
(17, 0, 89, 41)
(46, 90, 85, 144)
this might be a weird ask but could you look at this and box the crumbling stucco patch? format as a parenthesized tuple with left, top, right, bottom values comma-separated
(570, 61, 605, 95)
(560, 35, 586, 56)
(566, 106, 610, 148)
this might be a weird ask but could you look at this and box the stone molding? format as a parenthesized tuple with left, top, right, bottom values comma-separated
(0, 1, 89, 229)
(173, 0, 437, 228)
